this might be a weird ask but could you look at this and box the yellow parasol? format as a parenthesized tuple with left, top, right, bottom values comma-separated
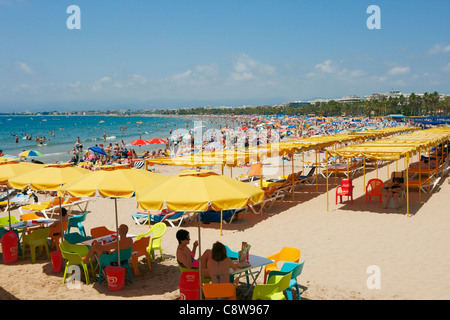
(8, 163, 90, 191)
(0, 160, 43, 229)
(135, 170, 264, 298)
(136, 171, 264, 213)
(7, 163, 91, 239)
(57, 165, 168, 265)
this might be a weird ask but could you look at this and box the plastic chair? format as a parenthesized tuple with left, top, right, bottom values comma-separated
(202, 283, 237, 300)
(137, 222, 167, 261)
(252, 271, 292, 300)
(131, 236, 151, 275)
(22, 227, 50, 263)
(266, 261, 305, 300)
(336, 178, 354, 204)
(365, 178, 384, 204)
(66, 211, 88, 237)
(48, 220, 69, 250)
(90, 226, 115, 238)
(264, 247, 300, 283)
(59, 240, 93, 285)
(177, 262, 211, 283)
(64, 232, 93, 245)
(98, 247, 133, 284)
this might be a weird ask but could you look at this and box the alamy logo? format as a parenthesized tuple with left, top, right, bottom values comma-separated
(367, 5, 381, 30)
(67, 5, 81, 30)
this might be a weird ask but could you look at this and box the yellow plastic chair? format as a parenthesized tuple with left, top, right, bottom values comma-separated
(22, 227, 50, 263)
(59, 240, 94, 285)
(264, 247, 300, 283)
(137, 222, 166, 261)
(131, 236, 151, 275)
(202, 283, 237, 300)
(252, 271, 292, 300)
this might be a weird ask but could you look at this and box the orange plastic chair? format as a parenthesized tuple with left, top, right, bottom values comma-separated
(264, 247, 300, 284)
(365, 178, 384, 204)
(49, 220, 69, 250)
(202, 283, 237, 300)
(90, 226, 115, 238)
(336, 178, 354, 204)
(131, 236, 151, 275)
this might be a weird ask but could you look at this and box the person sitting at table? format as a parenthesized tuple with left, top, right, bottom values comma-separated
(382, 176, 406, 210)
(176, 229, 202, 269)
(82, 224, 133, 263)
(176, 230, 241, 282)
(203, 241, 242, 283)
(47, 207, 69, 231)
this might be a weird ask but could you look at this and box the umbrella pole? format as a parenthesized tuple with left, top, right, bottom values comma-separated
(326, 151, 329, 212)
(6, 184, 12, 230)
(115, 198, 121, 265)
(59, 196, 64, 242)
(198, 212, 202, 300)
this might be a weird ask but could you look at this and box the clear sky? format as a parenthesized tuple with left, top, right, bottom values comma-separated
(0, 0, 449, 112)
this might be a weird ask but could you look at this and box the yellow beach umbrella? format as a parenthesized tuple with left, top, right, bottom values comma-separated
(57, 165, 168, 264)
(0, 160, 43, 229)
(136, 171, 264, 212)
(8, 163, 90, 191)
(135, 170, 264, 298)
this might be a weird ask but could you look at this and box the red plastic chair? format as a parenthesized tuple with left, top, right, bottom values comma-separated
(336, 179, 354, 204)
(365, 178, 383, 204)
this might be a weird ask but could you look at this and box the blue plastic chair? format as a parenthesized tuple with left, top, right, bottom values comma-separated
(98, 247, 133, 284)
(64, 232, 93, 245)
(225, 245, 250, 287)
(267, 261, 305, 300)
(66, 211, 87, 237)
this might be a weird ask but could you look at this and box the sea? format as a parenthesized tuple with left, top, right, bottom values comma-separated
(0, 115, 235, 164)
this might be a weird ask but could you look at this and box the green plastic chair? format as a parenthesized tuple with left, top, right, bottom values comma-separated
(59, 240, 94, 285)
(0, 216, 24, 233)
(98, 247, 133, 284)
(177, 262, 211, 284)
(65, 211, 88, 237)
(266, 261, 305, 300)
(252, 271, 292, 300)
(22, 227, 50, 263)
(137, 222, 167, 261)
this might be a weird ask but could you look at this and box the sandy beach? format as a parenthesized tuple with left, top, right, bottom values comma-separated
(1, 149, 450, 301)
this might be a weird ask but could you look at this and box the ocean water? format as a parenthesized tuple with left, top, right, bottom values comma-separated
(0, 115, 232, 163)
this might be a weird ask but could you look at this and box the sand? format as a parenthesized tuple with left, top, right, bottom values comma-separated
(1, 152, 450, 300)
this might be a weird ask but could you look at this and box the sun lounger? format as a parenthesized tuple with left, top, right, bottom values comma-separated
(237, 163, 262, 182)
(198, 208, 247, 224)
(322, 160, 363, 178)
(132, 211, 196, 227)
(248, 185, 284, 214)
(2, 192, 33, 213)
(407, 176, 441, 194)
(296, 166, 316, 186)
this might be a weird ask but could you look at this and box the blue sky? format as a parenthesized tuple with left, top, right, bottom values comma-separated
(0, 0, 449, 112)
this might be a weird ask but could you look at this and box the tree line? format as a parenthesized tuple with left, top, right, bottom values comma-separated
(156, 91, 450, 117)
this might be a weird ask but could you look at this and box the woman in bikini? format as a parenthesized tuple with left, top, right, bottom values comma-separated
(176, 229, 241, 283)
